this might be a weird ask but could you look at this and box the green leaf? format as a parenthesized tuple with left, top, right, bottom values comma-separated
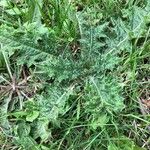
(11, 111, 28, 118)
(41, 145, 50, 150)
(15, 122, 40, 150)
(15, 136, 40, 150)
(109, 137, 147, 150)
(17, 122, 31, 137)
(0, 0, 8, 7)
(108, 143, 119, 150)
(26, 111, 39, 122)
(35, 120, 50, 140)
(0, 51, 6, 71)
(5, 7, 26, 15)
(91, 114, 109, 129)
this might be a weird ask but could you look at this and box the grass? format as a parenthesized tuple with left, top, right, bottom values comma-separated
(0, 0, 150, 150)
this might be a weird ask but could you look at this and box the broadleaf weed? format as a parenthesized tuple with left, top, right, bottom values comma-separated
(0, 0, 149, 149)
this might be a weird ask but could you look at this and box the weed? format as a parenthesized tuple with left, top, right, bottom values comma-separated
(0, 0, 149, 150)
